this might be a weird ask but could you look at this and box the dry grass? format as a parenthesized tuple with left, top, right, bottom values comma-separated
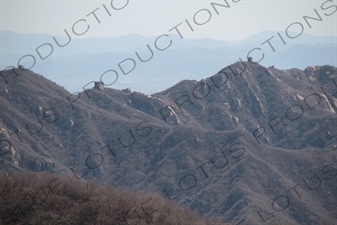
(0, 170, 228, 225)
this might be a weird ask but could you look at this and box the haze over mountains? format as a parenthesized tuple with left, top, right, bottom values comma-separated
(1, 30, 336, 94)
(1, 60, 336, 224)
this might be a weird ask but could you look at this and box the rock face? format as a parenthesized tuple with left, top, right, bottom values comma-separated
(0, 126, 12, 159)
(0, 62, 337, 224)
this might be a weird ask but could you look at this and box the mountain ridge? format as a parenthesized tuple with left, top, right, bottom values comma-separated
(1, 30, 336, 94)
(1, 61, 337, 224)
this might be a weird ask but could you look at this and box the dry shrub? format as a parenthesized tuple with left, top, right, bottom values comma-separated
(0, 170, 228, 225)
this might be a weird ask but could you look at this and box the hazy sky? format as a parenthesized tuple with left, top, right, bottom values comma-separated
(1, 0, 336, 41)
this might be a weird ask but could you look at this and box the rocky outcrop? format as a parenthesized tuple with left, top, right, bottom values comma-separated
(129, 92, 180, 125)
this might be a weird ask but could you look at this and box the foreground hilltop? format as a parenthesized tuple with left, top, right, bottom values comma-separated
(0, 61, 336, 224)
(0, 171, 227, 225)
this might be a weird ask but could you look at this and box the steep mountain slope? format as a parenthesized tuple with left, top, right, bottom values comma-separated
(0, 62, 336, 224)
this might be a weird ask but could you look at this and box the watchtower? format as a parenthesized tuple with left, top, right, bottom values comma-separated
(94, 81, 104, 91)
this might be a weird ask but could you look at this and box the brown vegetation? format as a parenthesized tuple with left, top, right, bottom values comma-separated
(0, 171, 227, 225)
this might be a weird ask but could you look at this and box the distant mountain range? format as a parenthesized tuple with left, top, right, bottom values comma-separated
(1, 30, 336, 94)
(1, 61, 336, 224)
